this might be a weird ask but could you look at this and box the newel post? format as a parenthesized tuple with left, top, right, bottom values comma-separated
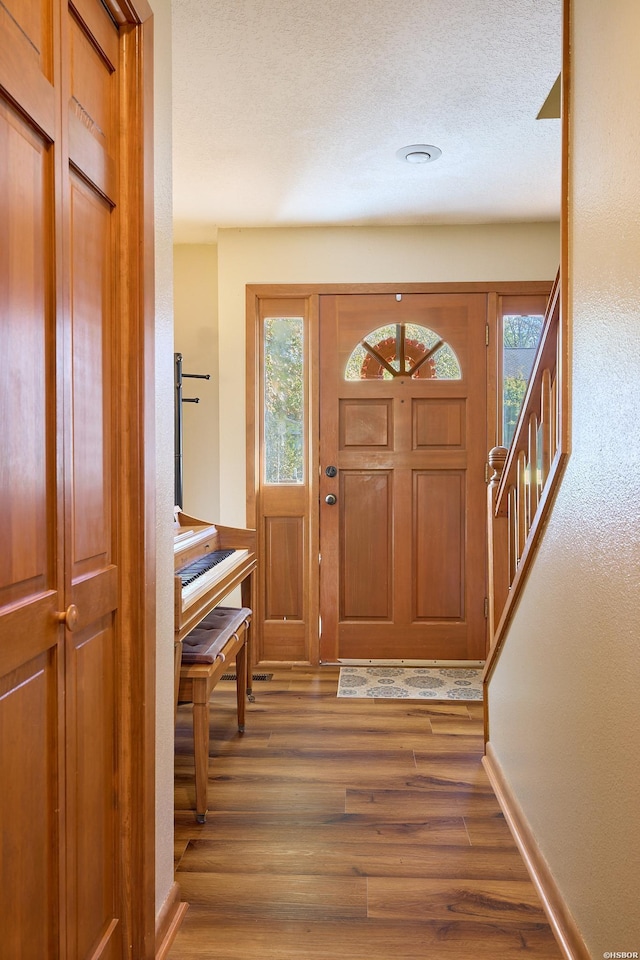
(487, 446, 509, 648)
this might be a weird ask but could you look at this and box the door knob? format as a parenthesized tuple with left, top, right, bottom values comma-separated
(325, 494, 337, 505)
(57, 604, 79, 631)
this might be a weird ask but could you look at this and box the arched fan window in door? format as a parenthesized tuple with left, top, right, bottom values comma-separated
(345, 322, 462, 381)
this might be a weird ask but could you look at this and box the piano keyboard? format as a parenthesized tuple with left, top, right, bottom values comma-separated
(180, 548, 250, 609)
(178, 549, 235, 588)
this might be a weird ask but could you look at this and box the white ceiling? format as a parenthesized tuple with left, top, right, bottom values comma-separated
(172, 0, 562, 243)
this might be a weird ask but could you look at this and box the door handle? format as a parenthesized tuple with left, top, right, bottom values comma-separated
(325, 494, 337, 505)
(56, 604, 79, 631)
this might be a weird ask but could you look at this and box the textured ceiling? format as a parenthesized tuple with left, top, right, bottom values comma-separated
(172, 0, 562, 242)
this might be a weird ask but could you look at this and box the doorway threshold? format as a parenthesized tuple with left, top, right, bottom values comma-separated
(336, 658, 485, 668)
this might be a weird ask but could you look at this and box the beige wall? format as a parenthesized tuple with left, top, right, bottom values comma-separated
(487, 0, 640, 953)
(151, 0, 176, 917)
(216, 222, 560, 525)
(174, 244, 220, 520)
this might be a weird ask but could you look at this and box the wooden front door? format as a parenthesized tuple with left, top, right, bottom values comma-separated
(319, 293, 487, 662)
(0, 1, 154, 956)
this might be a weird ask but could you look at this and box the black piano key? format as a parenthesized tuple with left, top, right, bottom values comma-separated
(178, 549, 236, 587)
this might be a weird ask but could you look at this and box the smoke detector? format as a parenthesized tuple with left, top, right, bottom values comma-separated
(396, 144, 442, 164)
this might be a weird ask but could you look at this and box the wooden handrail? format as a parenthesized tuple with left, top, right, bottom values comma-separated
(485, 270, 569, 675)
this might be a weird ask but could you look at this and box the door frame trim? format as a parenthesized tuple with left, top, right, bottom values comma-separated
(109, 1, 158, 954)
(246, 281, 552, 666)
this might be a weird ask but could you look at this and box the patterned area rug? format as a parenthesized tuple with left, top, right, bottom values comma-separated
(337, 666, 483, 701)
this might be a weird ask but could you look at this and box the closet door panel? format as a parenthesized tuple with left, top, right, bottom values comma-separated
(69, 173, 112, 578)
(65, 3, 122, 957)
(66, 620, 119, 960)
(0, 0, 56, 139)
(66, 169, 121, 959)
(0, 56, 63, 959)
(0, 102, 57, 616)
(68, 0, 117, 198)
(0, 653, 60, 958)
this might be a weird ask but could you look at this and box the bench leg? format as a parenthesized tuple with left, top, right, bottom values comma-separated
(240, 581, 255, 702)
(245, 615, 255, 703)
(236, 631, 247, 733)
(191, 678, 210, 823)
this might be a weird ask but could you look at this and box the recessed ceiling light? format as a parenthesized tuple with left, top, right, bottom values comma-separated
(396, 144, 442, 164)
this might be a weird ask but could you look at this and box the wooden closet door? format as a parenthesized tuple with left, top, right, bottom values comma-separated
(63, 3, 123, 956)
(1, 1, 154, 956)
(0, 3, 65, 954)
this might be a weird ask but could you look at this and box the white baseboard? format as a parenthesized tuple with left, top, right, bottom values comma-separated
(483, 743, 590, 960)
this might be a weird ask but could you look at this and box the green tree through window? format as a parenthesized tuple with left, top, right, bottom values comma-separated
(502, 314, 544, 446)
(264, 317, 304, 484)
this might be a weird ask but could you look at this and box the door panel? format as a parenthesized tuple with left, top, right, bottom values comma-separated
(414, 471, 464, 619)
(340, 399, 392, 447)
(68, 0, 118, 200)
(261, 488, 308, 660)
(0, 653, 60, 958)
(66, 5, 122, 956)
(319, 293, 487, 662)
(0, 101, 55, 613)
(0, 0, 56, 140)
(0, 26, 63, 956)
(70, 175, 111, 571)
(67, 622, 118, 960)
(341, 471, 392, 619)
(414, 398, 465, 448)
(264, 517, 304, 620)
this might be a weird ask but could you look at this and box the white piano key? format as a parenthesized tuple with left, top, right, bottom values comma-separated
(181, 549, 249, 611)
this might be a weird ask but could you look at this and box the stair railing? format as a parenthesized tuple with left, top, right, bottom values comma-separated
(485, 272, 569, 676)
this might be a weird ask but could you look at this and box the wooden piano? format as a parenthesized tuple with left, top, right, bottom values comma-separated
(173, 508, 257, 713)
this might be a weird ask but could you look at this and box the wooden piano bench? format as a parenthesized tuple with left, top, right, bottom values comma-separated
(178, 606, 252, 823)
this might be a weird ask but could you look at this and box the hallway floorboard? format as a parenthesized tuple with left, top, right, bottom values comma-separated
(169, 667, 562, 959)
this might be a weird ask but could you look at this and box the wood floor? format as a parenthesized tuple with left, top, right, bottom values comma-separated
(170, 667, 562, 960)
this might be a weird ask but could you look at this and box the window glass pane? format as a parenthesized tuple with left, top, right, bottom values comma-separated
(432, 343, 461, 379)
(345, 342, 370, 380)
(345, 322, 461, 381)
(264, 316, 304, 484)
(404, 323, 442, 351)
(502, 314, 544, 446)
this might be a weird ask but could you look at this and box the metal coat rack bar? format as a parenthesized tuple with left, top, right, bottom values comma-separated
(174, 352, 210, 509)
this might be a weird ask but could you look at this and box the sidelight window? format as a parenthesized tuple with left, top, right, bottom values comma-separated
(263, 316, 304, 484)
(502, 313, 544, 446)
